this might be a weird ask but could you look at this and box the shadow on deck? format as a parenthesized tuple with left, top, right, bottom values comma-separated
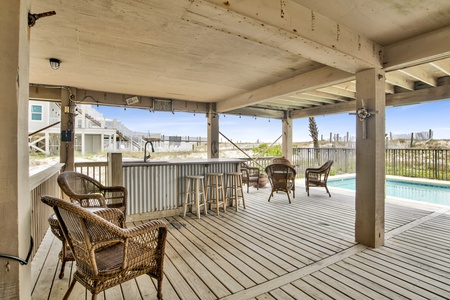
(32, 182, 450, 299)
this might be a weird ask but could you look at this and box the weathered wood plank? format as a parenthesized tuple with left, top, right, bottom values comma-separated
(31, 188, 450, 300)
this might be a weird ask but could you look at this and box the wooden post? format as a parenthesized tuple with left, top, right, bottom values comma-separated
(207, 104, 219, 159)
(282, 111, 293, 161)
(60, 88, 75, 171)
(0, 0, 32, 298)
(410, 132, 414, 147)
(355, 68, 386, 248)
(107, 152, 123, 186)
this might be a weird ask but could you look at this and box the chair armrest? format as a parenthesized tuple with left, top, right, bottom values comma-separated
(123, 220, 167, 239)
(70, 192, 107, 207)
(93, 208, 125, 228)
(101, 186, 127, 193)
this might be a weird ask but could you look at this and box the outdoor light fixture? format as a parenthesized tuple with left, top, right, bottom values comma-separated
(49, 58, 60, 70)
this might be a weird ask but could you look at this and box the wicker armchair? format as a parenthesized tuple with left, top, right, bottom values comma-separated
(58, 171, 127, 217)
(305, 160, 334, 197)
(265, 164, 297, 203)
(271, 157, 293, 166)
(41, 195, 168, 300)
(240, 162, 260, 192)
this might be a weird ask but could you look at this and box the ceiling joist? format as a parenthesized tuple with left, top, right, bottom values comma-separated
(197, 0, 383, 73)
(216, 66, 353, 112)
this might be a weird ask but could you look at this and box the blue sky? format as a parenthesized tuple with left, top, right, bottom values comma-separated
(96, 99, 450, 143)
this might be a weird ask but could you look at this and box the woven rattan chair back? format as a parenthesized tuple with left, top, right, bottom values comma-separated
(58, 171, 127, 216)
(41, 195, 167, 300)
(265, 164, 296, 203)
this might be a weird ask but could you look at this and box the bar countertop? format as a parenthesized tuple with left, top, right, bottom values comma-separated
(122, 158, 246, 167)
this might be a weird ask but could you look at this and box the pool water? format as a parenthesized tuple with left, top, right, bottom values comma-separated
(327, 178, 450, 206)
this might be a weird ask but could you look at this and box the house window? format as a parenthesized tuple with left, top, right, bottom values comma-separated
(31, 105, 42, 121)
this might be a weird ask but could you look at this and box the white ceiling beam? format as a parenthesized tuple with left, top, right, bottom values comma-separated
(291, 101, 355, 119)
(384, 26, 450, 71)
(295, 93, 336, 104)
(290, 79, 450, 119)
(385, 83, 395, 94)
(317, 87, 356, 99)
(385, 72, 414, 91)
(334, 81, 356, 92)
(386, 82, 450, 107)
(226, 108, 284, 119)
(302, 91, 348, 102)
(399, 66, 437, 87)
(430, 59, 450, 76)
(194, 0, 383, 73)
(216, 67, 353, 112)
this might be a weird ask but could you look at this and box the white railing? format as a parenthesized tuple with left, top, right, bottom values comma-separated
(30, 163, 64, 260)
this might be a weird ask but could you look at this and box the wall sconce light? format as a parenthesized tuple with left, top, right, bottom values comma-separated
(49, 58, 60, 70)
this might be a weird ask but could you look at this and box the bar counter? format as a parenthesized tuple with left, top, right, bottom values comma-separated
(122, 158, 244, 220)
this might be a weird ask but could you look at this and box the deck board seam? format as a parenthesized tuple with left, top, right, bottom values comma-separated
(385, 207, 450, 240)
(218, 243, 367, 300)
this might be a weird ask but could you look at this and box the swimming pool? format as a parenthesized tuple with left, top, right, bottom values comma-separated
(327, 177, 450, 206)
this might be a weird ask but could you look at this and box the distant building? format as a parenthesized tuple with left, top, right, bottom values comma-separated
(28, 101, 205, 155)
(28, 101, 157, 155)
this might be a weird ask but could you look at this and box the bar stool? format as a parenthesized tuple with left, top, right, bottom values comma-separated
(205, 173, 226, 215)
(225, 172, 246, 211)
(183, 175, 207, 218)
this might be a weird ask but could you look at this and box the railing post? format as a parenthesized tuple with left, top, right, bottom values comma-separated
(107, 152, 123, 186)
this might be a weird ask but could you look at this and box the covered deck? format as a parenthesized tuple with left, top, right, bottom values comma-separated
(32, 184, 450, 299)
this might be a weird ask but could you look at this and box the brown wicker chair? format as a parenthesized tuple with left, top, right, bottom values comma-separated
(265, 164, 296, 203)
(240, 162, 260, 192)
(271, 157, 293, 166)
(57, 171, 127, 216)
(305, 160, 334, 197)
(41, 195, 168, 300)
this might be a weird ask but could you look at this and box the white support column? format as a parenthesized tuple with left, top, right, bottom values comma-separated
(45, 132, 50, 155)
(101, 133, 104, 151)
(81, 132, 85, 156)
(0, 0, 31, 298)
(355, 68, 386, 248)
(113, 132, 117, 151)
(282, 112, 293, 161)
(207, 104, 219, 159)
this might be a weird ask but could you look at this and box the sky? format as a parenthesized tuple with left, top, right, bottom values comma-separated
(96, 99, 450, 143)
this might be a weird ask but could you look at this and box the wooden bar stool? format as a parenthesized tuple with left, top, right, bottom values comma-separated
(205, 173, 226, 215)
(225, 172, 245, 211)
(183, 175, 207, 218)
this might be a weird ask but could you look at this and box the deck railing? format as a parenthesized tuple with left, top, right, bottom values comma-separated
(74, 161, 108, 185)
(386, 149, 450, 180)
(30, 163, 64, 260)
(249, 148, 449, 181)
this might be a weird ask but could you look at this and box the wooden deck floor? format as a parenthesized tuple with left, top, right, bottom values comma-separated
(32, 183, 450, 299)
